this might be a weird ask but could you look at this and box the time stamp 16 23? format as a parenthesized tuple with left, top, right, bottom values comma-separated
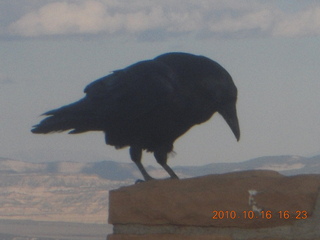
(212, 210, 308, 220)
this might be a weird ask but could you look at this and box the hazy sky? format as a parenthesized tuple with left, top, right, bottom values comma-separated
(1, 0, 320, 167)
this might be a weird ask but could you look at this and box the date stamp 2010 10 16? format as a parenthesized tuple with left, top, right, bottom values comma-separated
(212, 210, 308, 220)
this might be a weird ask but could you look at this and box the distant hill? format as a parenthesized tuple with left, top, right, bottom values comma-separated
(0, 154, 319, 180)
(174, 155, 320, 177)
(0, 154, 319, 224)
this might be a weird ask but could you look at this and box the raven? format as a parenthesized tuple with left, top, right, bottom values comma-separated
(31, 52, 240, 181)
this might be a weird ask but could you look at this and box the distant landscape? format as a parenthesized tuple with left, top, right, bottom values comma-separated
(0, 154, 319, 239)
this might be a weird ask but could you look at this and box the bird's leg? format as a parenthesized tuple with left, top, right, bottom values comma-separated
(162, 163, 179, 179)
(130, 146, 154, 181)
(154, 150, 179, 179)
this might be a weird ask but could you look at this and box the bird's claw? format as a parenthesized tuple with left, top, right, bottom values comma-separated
(135, 179, 145, 184)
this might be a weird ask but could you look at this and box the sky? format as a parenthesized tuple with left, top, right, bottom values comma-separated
(1, 0, 320, 167)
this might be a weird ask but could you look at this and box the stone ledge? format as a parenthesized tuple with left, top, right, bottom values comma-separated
(108, 234, 231, 240)
(108, 170, 320, 239)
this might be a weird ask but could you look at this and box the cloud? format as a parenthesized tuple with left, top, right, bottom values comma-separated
(272, 6, 320, 37)
(5, 0, 320, 40)
(9, 1, 107, 36)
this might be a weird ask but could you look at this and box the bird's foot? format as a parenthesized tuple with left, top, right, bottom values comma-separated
(135, 176, 154, 184)
(135, 179, 145, 184)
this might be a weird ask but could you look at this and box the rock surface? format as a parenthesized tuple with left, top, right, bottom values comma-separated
(108, 170, 320, 240)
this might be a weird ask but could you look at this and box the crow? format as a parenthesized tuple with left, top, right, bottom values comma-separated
(31, 52, 240, 181)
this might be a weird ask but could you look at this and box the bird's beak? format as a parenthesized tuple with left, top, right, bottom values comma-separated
(219, 104, 240, 141)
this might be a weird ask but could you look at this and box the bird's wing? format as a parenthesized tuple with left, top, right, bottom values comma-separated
(84, 60, 178, 120)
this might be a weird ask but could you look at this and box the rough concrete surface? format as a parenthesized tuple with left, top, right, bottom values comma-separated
(108, 170, 320, 240)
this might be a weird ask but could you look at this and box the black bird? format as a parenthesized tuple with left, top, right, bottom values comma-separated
(31, 52, 240, 181)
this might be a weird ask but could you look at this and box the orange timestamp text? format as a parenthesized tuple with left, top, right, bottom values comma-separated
(212, 210, 308, 220)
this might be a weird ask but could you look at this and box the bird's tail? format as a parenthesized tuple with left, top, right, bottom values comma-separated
(31, 98, 100, 134)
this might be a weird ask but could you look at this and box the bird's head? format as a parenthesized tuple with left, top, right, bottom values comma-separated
(203, 73, 240, 142)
